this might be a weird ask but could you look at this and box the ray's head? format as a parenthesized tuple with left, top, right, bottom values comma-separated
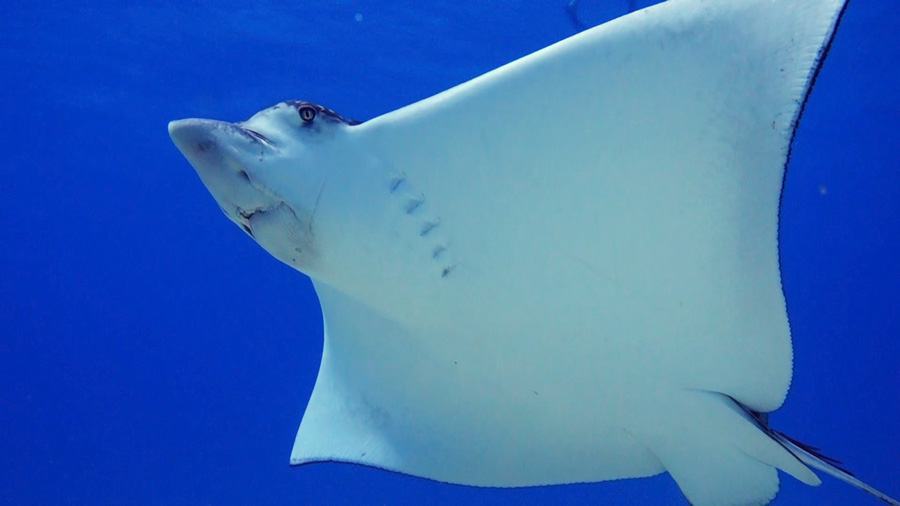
(168, 100, 362, 275)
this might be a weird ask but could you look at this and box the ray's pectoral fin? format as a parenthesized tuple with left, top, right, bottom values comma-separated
(632, 391, 819, 506)
(289, 283, 409, 472)
(289, 360, 401, 469)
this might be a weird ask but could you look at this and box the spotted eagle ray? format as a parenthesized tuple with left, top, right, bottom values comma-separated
(168, 0, 899, 504)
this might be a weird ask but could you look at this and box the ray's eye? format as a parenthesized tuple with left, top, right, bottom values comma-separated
(298, 105, 317, 123)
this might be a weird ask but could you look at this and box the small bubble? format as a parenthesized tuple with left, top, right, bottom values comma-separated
(354, 12, 363, 22)
(818, 184, 827, 196)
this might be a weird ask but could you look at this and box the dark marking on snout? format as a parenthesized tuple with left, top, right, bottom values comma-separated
(197, 140, 214, 153)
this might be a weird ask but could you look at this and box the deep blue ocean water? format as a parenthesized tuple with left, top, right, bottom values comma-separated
(2, 1, 897, 505)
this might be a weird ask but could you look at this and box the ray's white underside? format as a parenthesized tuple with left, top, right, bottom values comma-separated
(168, 0, 900, 505)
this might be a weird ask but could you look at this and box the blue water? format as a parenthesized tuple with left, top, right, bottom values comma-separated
(2, 1, 897, 505)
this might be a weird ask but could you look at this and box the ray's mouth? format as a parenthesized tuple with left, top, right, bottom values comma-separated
(236, 206, 268, 237)
(234, 200, 299, 239)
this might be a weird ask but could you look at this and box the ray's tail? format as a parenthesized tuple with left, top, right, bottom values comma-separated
(769, 430, 900, 506)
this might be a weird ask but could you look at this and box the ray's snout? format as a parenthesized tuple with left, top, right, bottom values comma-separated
(168, 118, 273, 218)
(168, 118, 222, 157)
(168, 118, 236, 192)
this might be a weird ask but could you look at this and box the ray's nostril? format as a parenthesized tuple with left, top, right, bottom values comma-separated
(238, 169, 251, 182)
(244, 128, 271, 144)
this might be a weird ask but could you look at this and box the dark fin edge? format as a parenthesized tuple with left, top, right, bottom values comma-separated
(776, 0, 852, 347)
